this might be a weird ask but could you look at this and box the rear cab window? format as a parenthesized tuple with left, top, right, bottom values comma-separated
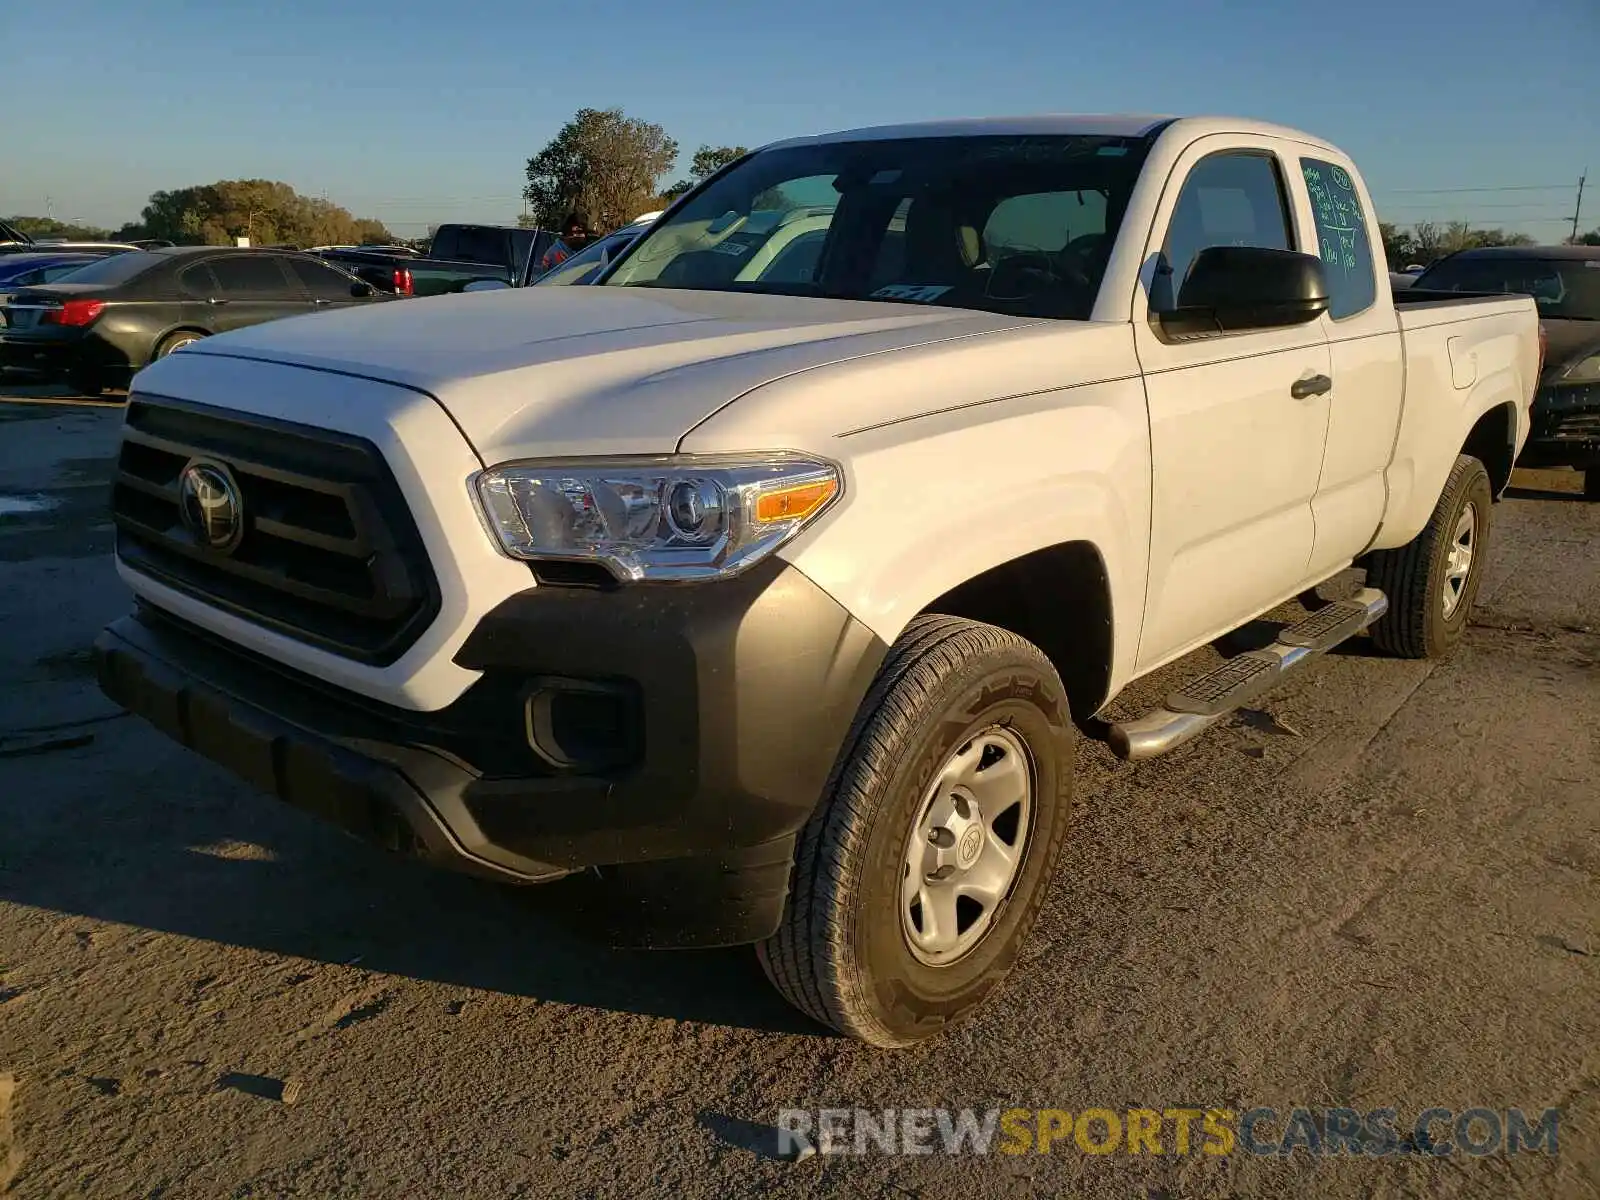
(433, 226, 509, 266)
(1299, 157, 1377, 320)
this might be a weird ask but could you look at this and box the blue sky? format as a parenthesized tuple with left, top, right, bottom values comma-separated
(2, 0, 1595, 238)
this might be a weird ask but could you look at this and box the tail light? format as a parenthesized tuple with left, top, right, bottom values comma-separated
(392, 268, 414, 296)
(43, 299, 105, 327)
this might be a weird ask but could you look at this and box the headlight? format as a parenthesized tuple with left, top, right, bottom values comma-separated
(1561, 353, 1600, 384)
(473, 454, 841, 582)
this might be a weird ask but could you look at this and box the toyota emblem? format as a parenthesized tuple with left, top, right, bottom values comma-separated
(177, 460, 244, 553)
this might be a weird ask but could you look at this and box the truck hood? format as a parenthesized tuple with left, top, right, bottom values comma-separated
(171, 286, 1037, 462)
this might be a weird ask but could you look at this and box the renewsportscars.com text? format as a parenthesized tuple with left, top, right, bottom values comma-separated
(776, 1106, 1561, 1158)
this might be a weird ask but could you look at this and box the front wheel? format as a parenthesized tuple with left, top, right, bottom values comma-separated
(758, 615, 1074, 1047)
(1366, 454, 1493, 659)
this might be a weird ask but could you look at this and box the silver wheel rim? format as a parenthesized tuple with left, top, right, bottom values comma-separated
(163, 335, 199, 356)
(1442, 501, 1477, 619)
(901, 726, 1035, 966)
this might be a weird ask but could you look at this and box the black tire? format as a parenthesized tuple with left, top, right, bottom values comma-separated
(758, 615, 1074, 1047)
(1584, 470, 1599, 502)
(154, 330, 205, 359)
(1366, 454, 1493, 659)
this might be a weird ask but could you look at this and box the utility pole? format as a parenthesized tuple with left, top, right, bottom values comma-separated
(1572, 170, 1587, 244)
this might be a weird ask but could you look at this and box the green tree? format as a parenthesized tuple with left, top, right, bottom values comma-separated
(1575, 227, 1600, 246)
(661, 144, 748, 203)
(523, 108, 679, 231)
(1404, 219, 1535, 264)
(4, 215, 113, 240)
(132, 181, 390, 248)
(1378, 222, 1417, 268)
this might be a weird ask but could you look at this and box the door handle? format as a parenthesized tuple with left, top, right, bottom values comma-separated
(1291, 373, 1333, 399)
(206, 297, 230, 306)
(312, 298, 331, 306)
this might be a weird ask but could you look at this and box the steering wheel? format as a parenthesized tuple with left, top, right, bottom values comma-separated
(1055, 233, 1108, 291)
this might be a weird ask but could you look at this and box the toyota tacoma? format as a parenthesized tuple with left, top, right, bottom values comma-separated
(94, 115, 1541, 1046)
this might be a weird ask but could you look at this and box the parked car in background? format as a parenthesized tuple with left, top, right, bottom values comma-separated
(315, 223, 556, 296)
(29, 239, 143, 253)
(0, 220, 143, 258)
(511, 216, 657, 287)
(0, 252, 129, 327)
(0, 246, 389, 393)
(0, 219, 43, 252)
(1390, 270, 1419, 290)
(1412, 245, 1600, 498)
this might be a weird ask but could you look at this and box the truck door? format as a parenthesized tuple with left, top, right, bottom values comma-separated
(1131, 137, 1334, 669)
(1293, 154, 1403, 578)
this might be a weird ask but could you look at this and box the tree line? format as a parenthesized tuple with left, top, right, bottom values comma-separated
(6, 181, 393, 248)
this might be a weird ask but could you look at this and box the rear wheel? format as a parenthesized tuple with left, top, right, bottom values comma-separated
(758, 615, 1074, 1047)
(154, 330, 205, 359)
(1366, 454, 1493, 659)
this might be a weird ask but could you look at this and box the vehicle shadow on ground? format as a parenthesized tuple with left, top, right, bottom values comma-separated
(0, 759, 829, 1038)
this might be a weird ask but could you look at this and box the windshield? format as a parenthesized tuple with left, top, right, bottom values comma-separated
(603, 133, 1154, 320)
(1414, 255, 1600, 320)
(534, 229, 638, 286)
(41, 251, 160, 287)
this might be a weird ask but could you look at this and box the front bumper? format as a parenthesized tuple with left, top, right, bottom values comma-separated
(1518, 382, 1600, 469)
(95, 557, 888, 947)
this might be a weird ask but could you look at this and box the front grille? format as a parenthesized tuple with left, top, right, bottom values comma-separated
(111, 394, 441, 666)
(1532, 384, 1600, 444)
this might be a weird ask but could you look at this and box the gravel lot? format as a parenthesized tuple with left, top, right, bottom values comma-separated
(0, 384, 1596, 1198)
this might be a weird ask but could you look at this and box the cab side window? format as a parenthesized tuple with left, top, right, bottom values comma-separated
(1158, 152, 1293, 309)
(1300, 157, 1377, 320)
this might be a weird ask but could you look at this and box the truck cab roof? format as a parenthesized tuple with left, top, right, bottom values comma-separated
(764, 113, 1338, 153)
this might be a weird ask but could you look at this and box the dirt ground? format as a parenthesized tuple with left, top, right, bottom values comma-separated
(0, 386, 1596, 1198)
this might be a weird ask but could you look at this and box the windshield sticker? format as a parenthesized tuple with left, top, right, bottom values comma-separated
(711, 241, 751, 257)
(871, 284, 954, 303)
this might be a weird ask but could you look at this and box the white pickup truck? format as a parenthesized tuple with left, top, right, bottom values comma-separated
(94, 115, 1540, 1047)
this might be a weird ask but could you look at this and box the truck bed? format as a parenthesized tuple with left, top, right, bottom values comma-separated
(1377, 287, 1540, 544)
(1391, 286, 1522, 312)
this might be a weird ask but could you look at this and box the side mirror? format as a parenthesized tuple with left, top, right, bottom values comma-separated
(463, 279, 511, 293)
(350, 281, 375, 297)
(1157, 246, 1329, 338)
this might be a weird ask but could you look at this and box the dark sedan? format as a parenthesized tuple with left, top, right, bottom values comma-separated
(0, 246, 387, 394)
(1413, 245, 1600, 500)
(0, 252, 120, 324)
